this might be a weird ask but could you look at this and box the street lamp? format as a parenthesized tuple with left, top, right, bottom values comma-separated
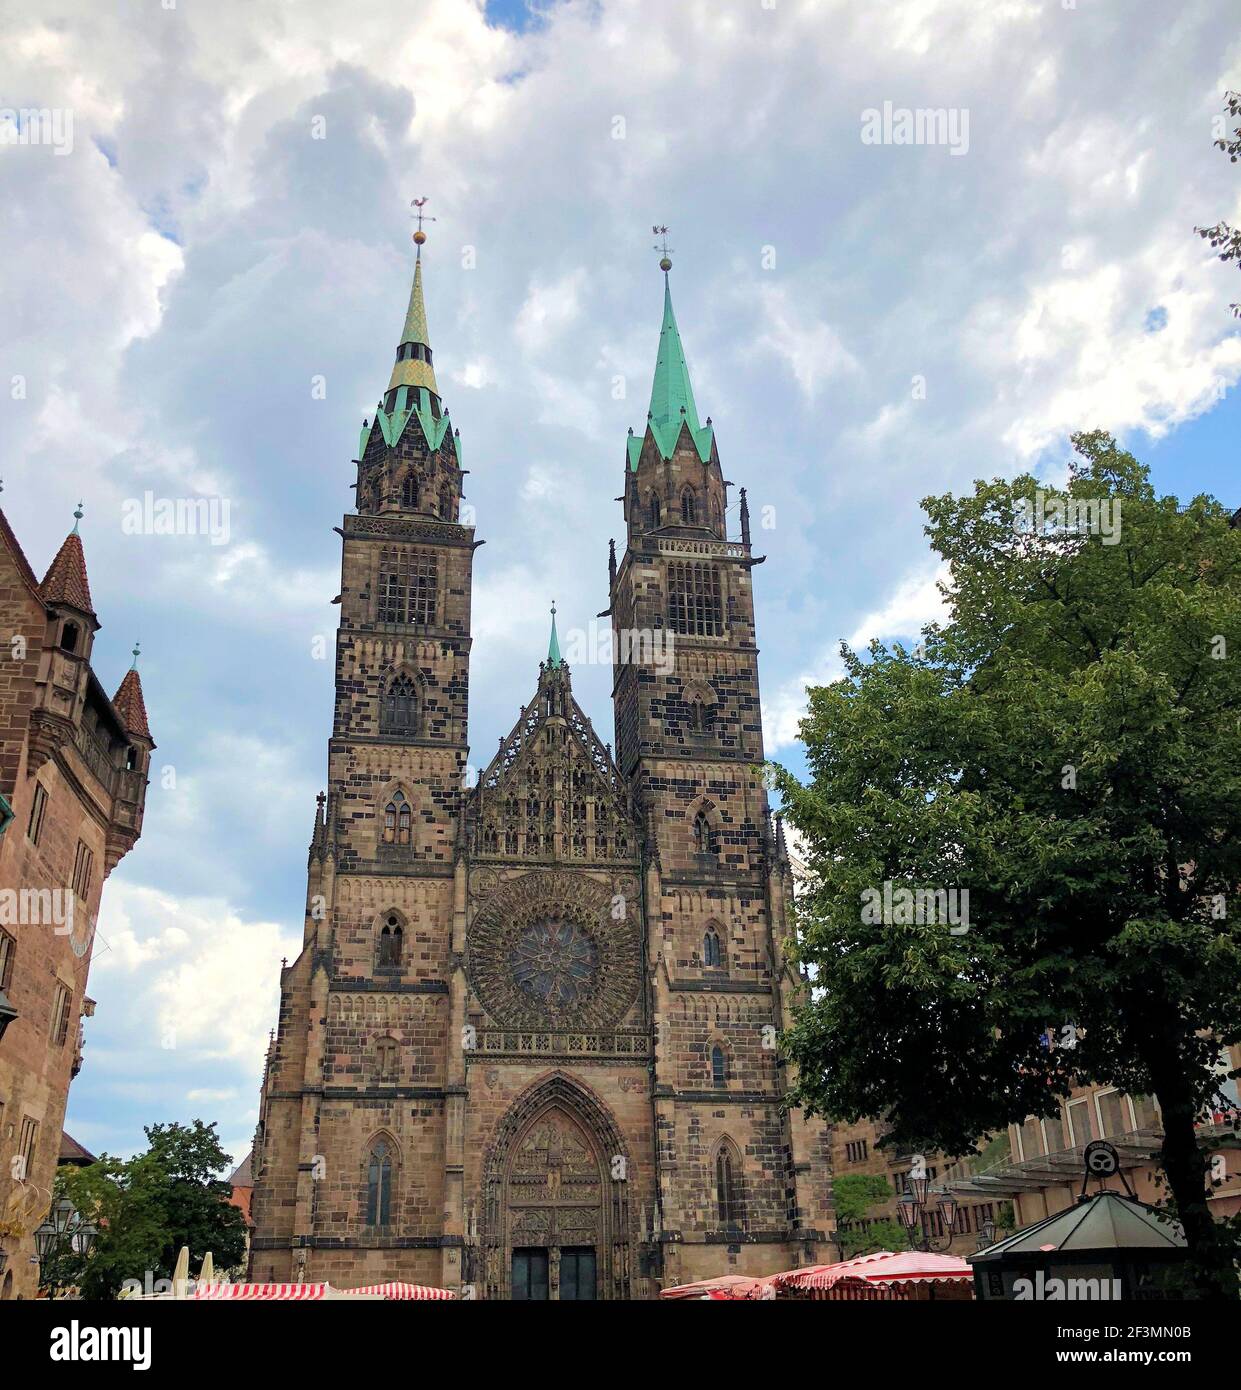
(896, 1187, 960, 1252)
(34, 1198, 96, 1298)
(976, 1217, 997, 1252)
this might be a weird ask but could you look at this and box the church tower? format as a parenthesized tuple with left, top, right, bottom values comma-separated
(608, 253, 833, 1284)
(249, 226, 478, 1290)
(248, 231, 833, 1298)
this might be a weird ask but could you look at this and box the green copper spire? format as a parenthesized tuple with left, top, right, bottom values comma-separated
(547, 602, 563, 668)
(648, 277, 701, 434)
(629, 266, 714, 470)
(387, 253, 439, 397)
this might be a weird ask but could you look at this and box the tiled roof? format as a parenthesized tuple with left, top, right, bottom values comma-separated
(59, 1131, 98, 1166)
(40, 531, 95, 615)
(112, 667, 152, 740)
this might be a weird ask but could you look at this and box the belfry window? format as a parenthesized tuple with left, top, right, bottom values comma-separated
(649, 493, 662, 528)
(377, 546, 438, 626)
(703, 926, 722, 968)
(366, 1140, 393, 1226)
(667, 561, 722, 638)
(382, 673, 419, 735)
(401, 475, 419, 509)
(378, 915, 403, 967)
(681, 489, 697, 524)
(374, 1036, 398, 1080)
(692, 810, 712, 855)
(711, 1044, 727, 1086)
(383, 793, 412, 847)
(716, 1144, 740, 1228)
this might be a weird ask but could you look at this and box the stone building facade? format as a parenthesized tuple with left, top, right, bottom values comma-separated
(0, 509, 153, 1300)
(248, 246, 833, 1298)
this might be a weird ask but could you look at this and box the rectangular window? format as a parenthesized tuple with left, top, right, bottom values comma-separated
(51, 981, 72, 1047)
(844, 1139, 869, 1163)
(511, 1248, 549, 1301)
(27, 782, 48, 844)
(1095, 1089, 1131, 1138)
(1131, 1094, 1161, 1131)
(0, 927, 14, 992)
(666, 561, 722, 637)
(72, 841, 95, 901)
(376, 547, 438, 626)
(17, 1116, 38, 1182)
(1066, 1096, 1095, 1147)
(1043, 1112, 1066, 1152)
(1018, 1117, 1044, 1162)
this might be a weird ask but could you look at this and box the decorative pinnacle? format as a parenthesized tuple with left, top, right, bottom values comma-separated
(130, 641, 141, 669)
(411, 196, 436, 256)
(653, 224, 673, 273)
(72, 501, 84, 534)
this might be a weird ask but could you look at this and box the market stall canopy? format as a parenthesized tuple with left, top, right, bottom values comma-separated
(659, 1274, 768, 1300)
(774, 1250, 974, 1292)
(346, 1281, 456, 1300)
(971, 1191, 1185, 1263)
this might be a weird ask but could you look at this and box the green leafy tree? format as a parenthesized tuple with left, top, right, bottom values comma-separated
(1195, 90, 1241, 317)
(55, 1119, 246, 1299)
(143, 1120, 246, 1279)
(832, 1173, 909, 1258)
(772, 433, 1241, 1299)
(56, 1156, 167, 1300)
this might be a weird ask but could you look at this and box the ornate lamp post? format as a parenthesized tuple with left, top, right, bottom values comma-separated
(976, 1216, 998, 1252)
(896, 1187, 960, 1252)
(34, 1197, 96, 1299)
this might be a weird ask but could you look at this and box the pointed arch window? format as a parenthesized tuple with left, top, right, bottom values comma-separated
(715, 1143, 741, 1228)
(711, 1044, 728, 1086)
(401, 475, 419, 509)
(692, 810, 712, 855)
(681, 488, 697, 524)
(374, 1036, 399, 1080)
(383, 793, 412, 846)
(649, 493, 662, 528)
(382, 673, 420, 734)
(439, 486, 453, 521)
(703, 925, 723, 968)
(366, 1140, 393, 1226)
(378, 914, 404, 967)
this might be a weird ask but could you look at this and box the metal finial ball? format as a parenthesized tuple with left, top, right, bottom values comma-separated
(659, 256, 672, 272)
(413, 230, 427, 245)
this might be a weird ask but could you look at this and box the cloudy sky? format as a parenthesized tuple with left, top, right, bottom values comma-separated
(2, 0, 1238, 1170)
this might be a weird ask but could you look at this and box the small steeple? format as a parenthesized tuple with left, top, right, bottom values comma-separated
(112, 645, 153, 743)
(40, 505, 96, 617)
(547, 601, 563, 668)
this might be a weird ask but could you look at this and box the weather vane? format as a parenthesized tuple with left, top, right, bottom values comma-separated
(652, 225, 673, 272)
(411, 196, 436, 254)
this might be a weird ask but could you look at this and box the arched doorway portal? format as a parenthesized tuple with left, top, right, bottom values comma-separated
(481, 1073, 631, 1300)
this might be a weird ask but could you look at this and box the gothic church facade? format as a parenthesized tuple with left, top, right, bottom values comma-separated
(248, 240, 833, 1298)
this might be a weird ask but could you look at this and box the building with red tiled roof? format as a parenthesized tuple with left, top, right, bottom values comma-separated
(0, 504, 154, 1302)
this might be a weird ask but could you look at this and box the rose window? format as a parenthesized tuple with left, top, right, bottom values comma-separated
(509, 920, 599, 1011)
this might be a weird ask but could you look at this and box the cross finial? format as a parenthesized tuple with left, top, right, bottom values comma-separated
(652, 225, 673, 273)
(411, 196, 436, 257)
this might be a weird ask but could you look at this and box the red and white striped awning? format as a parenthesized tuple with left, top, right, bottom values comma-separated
(192, 1280, 455, 1301)
(346, 1282, 456, 1301)
(193, 1282, 330, 1300)
(775, 1250, 973, 1292)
